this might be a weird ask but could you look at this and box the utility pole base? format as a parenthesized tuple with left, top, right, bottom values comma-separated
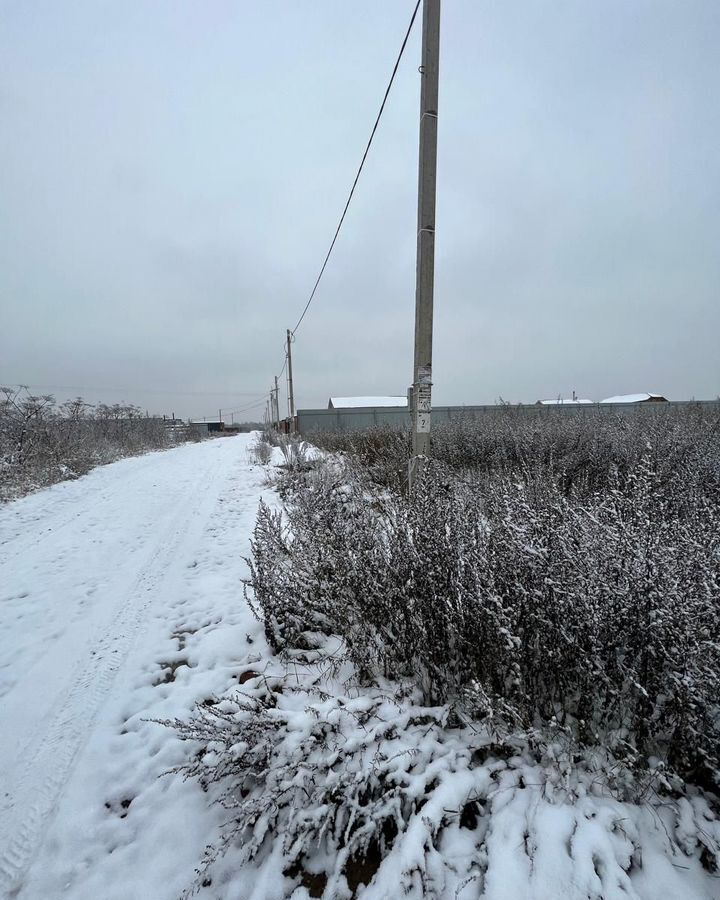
(408, 454, 427, 489)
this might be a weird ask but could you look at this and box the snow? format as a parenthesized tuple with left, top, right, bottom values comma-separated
(329, 396, 408, 409)
(600, 393, 666, 403)
(1, 433, 718, 900)
(158, 645, 720, 900)
(0, 433, 275, 898)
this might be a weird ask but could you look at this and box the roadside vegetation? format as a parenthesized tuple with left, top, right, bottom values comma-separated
(171, 407, 720, 898)
(0, 386, 198, 501)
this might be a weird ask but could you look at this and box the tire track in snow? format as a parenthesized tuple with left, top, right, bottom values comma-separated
(0, 449, 228, 896)
(0, 452, 166, 566)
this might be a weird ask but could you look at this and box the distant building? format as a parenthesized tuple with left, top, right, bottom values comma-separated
(328, 396, 408, 410)
(189, 420, 224, 434)
(600, 393, 668, 404)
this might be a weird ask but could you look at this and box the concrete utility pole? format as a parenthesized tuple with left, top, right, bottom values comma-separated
(274, 375, 280, 428)
(270, 384, 278, 429)
(286, 329, 296, 433)
(409, 0, 441, 488)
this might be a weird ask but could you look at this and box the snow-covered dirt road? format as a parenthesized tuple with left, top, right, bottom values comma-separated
(0, 434, 271, 899)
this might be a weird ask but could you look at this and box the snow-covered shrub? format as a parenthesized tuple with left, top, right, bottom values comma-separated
(275, 434, 312, 471)
(248, 435, 273, 466)
(247, 434, 720, 788)
(0, 387, 173, 500)
(167, 679, 484, 897)
(479, 459, 720, 787)
(167, 650, 720, 898)
(311, 405, 720, 501)
(308, 424, 410, 489)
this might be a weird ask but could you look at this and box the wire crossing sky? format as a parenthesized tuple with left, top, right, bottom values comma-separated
(290, 0, 421, 338)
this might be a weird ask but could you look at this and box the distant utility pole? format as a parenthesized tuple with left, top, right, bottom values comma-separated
(286, 329, 296, 433)
(274, 375, 280, 428)
(270, 385, 277, 429)
(409, 0, 441, 488)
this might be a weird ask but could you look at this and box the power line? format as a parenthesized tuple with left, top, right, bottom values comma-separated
(290, 0, 422, 337)
(190, 396, 267, 423)
(214, 395, 269, 416)
(224, 395, 269, 414)
(227, 400, 267, 416)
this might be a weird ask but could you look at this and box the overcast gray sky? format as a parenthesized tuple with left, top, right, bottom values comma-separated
(1, 0, 718, 419)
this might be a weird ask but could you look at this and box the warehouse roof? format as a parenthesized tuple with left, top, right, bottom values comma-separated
(328, 396, 408, 409)
(600, 393, 667, 404)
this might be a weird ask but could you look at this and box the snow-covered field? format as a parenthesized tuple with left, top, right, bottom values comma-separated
(1, 433, 719, 900)
(0, 433, 273, 898)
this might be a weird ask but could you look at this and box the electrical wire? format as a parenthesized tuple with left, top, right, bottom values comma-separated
(225, 397, 269, 414)
(189, 392, 270, 422)
(229, 399, 267, 415)
(190, 398, 267, 423)
(290, 0, 422, 336)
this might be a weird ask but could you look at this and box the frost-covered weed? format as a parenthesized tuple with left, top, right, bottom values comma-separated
(275, 434, 312, 471)
(249, 411, 720, 788)
(247, 435, 273, 466)
(312, 405, 720, 500)
(171, 409, 720, 896)
(0, 387, 175, 500)
(167, 656, 720, 898)
(309, 424, 409, 489)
